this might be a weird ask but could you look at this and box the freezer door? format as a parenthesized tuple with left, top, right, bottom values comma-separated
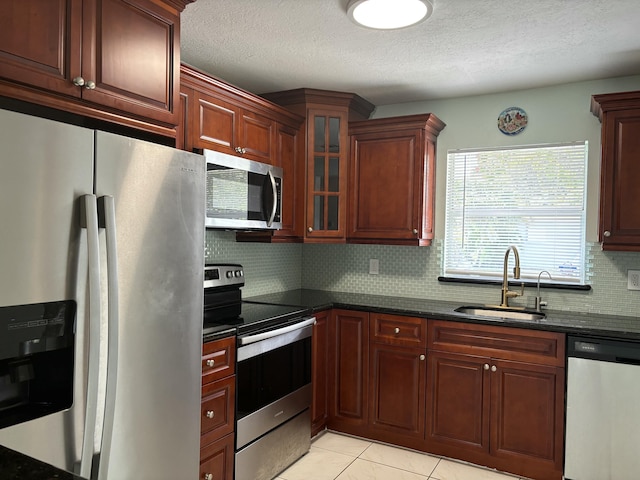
(94, 131, 204, 479)
(0, 109, 94, 473)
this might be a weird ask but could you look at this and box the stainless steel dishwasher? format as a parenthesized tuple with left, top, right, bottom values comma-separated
(564, 335, 640, 480)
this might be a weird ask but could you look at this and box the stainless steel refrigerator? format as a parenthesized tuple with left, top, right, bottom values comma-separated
(0, 108, 205, 479)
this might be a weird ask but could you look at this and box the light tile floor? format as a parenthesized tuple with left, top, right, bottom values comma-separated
(276, 431, 530, 480)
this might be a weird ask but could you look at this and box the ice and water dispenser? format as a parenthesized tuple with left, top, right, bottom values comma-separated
(0, 301, 75, 429)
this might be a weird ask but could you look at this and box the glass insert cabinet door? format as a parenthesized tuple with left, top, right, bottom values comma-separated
(307, 109, 348, 239)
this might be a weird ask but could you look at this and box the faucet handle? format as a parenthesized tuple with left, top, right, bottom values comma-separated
(535, 297, 547, 312)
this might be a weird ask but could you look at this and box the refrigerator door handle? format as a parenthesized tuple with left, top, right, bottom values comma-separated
(97, 196, 119, 480)
(79, 194, 102, 479)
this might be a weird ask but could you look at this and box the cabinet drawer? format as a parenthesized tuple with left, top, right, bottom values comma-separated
(371, 314, 426, 347)
(202, 336, 236, 385)
(200, 432, 234, 480)
(201, 376, 235, 446)
(428, 320, 565, 366)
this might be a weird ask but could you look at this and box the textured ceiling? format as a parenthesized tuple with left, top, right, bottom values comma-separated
(180, 0, 640, 106)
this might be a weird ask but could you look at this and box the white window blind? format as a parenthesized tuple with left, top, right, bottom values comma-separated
(444, 142, 588, 285)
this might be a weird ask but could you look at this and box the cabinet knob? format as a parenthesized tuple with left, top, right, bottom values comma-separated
(72, 76, 85, 87)
(413, 229, 418, 235)
(205, 410, 215, 419)
(603, 230, 611, 237)
(394, 327, 400, 334)
(419, 354, 425, 361)
(206, 359, 215, 367)
(484, 363, 489, 370)
(203, 474, 213, 480)
(84, 80, 96, 90)
(307, 227, 313, 233)
(234, 146, 246, 154)
(490, 365, 497, 372)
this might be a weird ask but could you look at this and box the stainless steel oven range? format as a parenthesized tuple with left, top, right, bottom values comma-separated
(203, 264, 314, 480)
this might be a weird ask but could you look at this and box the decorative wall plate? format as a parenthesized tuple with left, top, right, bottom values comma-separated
(497, 107, 528, 135)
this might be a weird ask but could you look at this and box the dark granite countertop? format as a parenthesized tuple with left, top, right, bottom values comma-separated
(0, 445, 83, 480)
(244, 288, 640, 341)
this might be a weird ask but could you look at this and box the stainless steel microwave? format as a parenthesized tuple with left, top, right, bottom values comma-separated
(204, 150, 282, 230)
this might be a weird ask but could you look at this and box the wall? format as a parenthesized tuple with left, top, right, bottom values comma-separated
(206, 75, 640, 317)
(205, 231, 302, 297)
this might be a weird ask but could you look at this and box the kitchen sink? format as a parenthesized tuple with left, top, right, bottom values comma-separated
(454, 306, 546, 322)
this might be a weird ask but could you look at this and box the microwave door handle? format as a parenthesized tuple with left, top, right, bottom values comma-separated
(266, 170, 277, 227)
(79, 194, 101, 479)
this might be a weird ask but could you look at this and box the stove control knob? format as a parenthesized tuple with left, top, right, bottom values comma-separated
(226, 271, 233, 278)
(235, 270, 242, 277)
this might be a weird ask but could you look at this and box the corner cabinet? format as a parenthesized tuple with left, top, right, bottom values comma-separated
(0, 0, 190, 137)
(591, 90, 640, 251)
(426, 320, 565, 480)
(348, 114, 445, 246)
(262, 89, 375, 242)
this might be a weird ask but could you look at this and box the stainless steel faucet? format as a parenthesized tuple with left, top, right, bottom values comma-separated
(535, 270, 552, 312)
(500, 245, 524, 308)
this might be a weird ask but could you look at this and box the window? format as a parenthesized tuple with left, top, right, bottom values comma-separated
(443, 142, 588, 285)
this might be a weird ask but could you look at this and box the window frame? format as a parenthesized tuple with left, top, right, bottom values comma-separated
(442, 141, 589, 286)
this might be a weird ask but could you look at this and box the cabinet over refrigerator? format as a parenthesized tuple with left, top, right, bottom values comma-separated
(0, 109, 205, 479)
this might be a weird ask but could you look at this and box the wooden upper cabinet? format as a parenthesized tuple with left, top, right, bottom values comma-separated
(0, 0, 188, 136)
(262, 89, 375, 243)
(0, 0, 83, 97)
(348, 114, 445, 246)
(180, 64, 305, 242)
(181, 64, 306, 166)
(82, 0, 182, 125)
(591, 91, 640, 251)
(189, 88, 276, 163)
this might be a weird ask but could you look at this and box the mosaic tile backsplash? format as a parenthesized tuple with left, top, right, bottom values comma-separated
(206, 230, 640, 318)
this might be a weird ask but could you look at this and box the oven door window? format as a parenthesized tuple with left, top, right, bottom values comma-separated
(236, 336, 311, 419)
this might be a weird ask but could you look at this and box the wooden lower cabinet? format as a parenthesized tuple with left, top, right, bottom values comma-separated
(311, 310, 329, 436)
(200, 337, 235, 480)
(327, 309, 369, 435)
(426, 320, 565, 480)
(199, 433, 234, 480)
(368, 313, 427, 449)
(327, 311, 428, 450)
(325, 314, 566, 480)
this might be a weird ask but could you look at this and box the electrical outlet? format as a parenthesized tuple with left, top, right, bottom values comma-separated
(628, 270, 640, 290)
(369, 259, 379, 275)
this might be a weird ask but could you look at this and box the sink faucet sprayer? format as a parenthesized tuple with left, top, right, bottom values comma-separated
(500, 245, 524, 308)
(535, 270, 552, 312)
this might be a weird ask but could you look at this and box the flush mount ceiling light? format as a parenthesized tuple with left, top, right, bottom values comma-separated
(347, 0, 434, 30)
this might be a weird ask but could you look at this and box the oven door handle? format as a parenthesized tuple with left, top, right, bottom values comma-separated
(239, 316, 316, 346)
